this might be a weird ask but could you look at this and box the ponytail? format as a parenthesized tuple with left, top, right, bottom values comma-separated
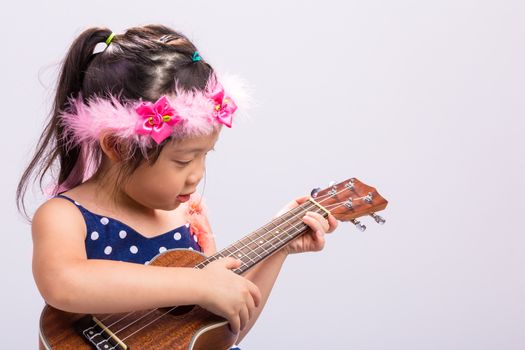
(16, 27, 112, 223)
(17, 24, 214, 223)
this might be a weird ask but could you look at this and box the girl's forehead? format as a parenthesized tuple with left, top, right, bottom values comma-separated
(167, 132, 219, 154)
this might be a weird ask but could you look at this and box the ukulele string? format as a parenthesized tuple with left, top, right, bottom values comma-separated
(103, 188, 356, 340)
(186, 185, 355, 272)
(84, 311, 142, 340)
(108, 188, 356, 342)
(102, 186, 358, 345)
(107, 202, 323, 344)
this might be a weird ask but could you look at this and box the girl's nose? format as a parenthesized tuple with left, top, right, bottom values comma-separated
(186, 164, 204, 186)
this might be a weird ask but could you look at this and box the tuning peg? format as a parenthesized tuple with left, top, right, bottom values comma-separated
(364, 192, 373, 204)
(328, 180, 336, 187)
(344, 180, 355, 191)
(350, 219, 367, 232)
(310, 187, 321, 198)
(370, 213, 386, 225)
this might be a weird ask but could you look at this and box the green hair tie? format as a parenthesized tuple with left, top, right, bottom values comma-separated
(192, 51, 202, 62)
(105, 32, 115, 46)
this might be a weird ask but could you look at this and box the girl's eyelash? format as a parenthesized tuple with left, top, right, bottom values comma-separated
(175, 160, 192, 165)
(174, 150, 213, 165)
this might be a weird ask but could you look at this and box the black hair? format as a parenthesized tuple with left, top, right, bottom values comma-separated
(16, 24, 215, 222)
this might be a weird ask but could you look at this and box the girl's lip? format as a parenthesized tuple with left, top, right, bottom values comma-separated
(176, 194, 192, 202)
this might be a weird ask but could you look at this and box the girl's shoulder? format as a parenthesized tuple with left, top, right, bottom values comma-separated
(32, 192, 88, 238)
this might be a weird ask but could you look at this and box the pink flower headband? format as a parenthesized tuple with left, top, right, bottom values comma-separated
(59, 73, 251, 151)
(133, 83, 236, 144)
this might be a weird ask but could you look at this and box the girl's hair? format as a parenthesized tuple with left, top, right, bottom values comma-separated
(16, 24, 215, 223)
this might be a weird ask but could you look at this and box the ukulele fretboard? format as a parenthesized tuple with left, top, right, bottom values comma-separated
(194, 199, 328, 274)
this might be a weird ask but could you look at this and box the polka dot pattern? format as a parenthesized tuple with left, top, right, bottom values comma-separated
(54, 194, 202, 265)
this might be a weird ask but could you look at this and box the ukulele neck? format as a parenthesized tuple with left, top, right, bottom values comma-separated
(194, 199, 329, 274)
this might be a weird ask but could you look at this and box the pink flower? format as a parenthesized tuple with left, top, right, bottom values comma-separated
(209, 83, 237, 128)
(185, 195, 216, 255)
(134, 96, 182, 144)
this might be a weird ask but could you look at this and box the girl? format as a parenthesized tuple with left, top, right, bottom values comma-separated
(16, 24, 338, 349)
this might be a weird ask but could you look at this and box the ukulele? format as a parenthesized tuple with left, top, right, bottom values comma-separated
(39, 177, 388, 350)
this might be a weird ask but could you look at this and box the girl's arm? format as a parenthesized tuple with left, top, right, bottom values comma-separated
(228, 196, 338, 344)
(236, 248, 288, 343)
(32, 198, 260, 334)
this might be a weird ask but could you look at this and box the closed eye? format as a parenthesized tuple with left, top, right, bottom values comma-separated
(173, 148, 214, 166)
(174, 160, 192, 166)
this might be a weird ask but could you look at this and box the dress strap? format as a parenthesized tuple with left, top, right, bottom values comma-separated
(54, 194, 80, 206)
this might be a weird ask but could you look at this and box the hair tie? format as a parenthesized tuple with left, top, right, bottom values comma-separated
(105, 32, 115, 46)
(192, 51, 202, 62)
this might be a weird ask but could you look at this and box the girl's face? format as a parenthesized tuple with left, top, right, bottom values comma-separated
(123, 130, 219, 211)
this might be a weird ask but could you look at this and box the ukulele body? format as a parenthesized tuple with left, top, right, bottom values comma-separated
(39, 249, 238, 350)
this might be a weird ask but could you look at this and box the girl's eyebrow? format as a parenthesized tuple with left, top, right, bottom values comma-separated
(172, 145, 215, 154)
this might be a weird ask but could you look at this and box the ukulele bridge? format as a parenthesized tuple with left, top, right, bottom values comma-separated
(75, 315, 128, 350)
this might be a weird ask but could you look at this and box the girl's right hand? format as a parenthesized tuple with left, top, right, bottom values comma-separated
(199, 257, 261, 334)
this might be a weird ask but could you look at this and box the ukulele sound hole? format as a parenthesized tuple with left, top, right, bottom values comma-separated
(160, 304, 195, 317)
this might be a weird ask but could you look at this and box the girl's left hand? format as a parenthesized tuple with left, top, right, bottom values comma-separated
(275, 196, 338, 255)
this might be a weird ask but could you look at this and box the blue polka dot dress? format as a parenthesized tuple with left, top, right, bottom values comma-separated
(55, 194, 242, 349)
(54, 194, 202, 263)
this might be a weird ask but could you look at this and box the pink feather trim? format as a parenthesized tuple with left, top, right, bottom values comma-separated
(44, 72, 253, 198)
(59, 72, 251, 150)
(184, 194, 216, 255)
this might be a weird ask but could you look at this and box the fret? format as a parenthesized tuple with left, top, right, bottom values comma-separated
(238, 237, 259, 255)
(198, 198, 330, 274)
(232, 242, 251, 257)
(253, 244, 268, 256)
(235, 244, 261, 266)
(222, 246, 237, 256)
(261, 220, 288, 244)
(238, 238, 263, 260)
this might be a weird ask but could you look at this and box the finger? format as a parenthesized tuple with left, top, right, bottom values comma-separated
(294, 195, 310, 204)
(306, 211, 330, 232)
(315, 234, 326, 251)
(221, 257, 242, 270)
(247, 281, 262, 308)
(275, 196, 310, 217)
(230, 315, 241, 333)
(327, 214, 338, 233)
(229, 314, 241, 334)
(246, 290, 256, 319)
(302, 215, 323, 239)
(240, 305, 249, 331)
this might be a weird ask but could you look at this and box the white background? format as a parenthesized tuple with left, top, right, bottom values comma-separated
(2, 0, 524, 349)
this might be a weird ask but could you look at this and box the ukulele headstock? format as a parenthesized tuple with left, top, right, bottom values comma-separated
(311, 178, 388, 231)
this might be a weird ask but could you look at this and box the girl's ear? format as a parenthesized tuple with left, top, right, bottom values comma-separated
(98, 133, 123, 162)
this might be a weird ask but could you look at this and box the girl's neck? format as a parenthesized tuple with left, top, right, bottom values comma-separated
(77, 178, 159, 219)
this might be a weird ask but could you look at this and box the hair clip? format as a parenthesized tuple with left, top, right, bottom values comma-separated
(192, 51, 202, 62)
